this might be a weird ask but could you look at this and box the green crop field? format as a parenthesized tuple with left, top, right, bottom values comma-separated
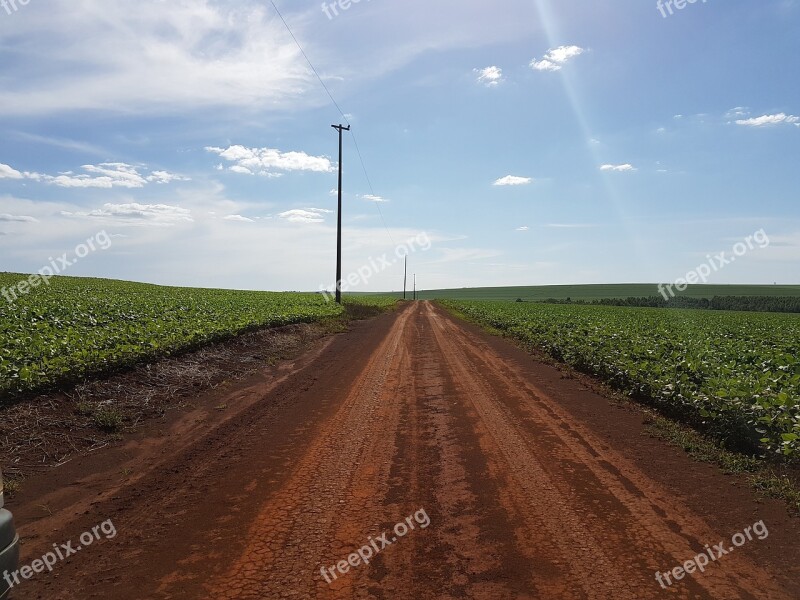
(442, 300, 800, 458)
(0, 274, 384, 400)
(394, 284, 800, 302)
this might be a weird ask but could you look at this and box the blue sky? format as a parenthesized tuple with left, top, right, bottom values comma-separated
(0, 0, 798, 292)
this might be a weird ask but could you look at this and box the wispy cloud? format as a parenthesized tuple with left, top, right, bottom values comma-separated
(223, 214, 255, 223)
(474, 66, 504, 87)
(11, 132, 108, 157)
(207, 145, 334, 176)
(431, 248, 504, 264)
(516, 226, 529, 231)
(494, 175, 533, 186)
(362, 194, 389, 203)
(600, 164, 636, 172)
(530, 45, 585, 72)
(148, 170, 190, 184)
(0, 162, 187, 188)
(62, 202, 193, 226)
(0, 2, 316, 116)
(277, 208, 332, 224)
(0, 213, 38, 223)
(735, 113, 799, 127)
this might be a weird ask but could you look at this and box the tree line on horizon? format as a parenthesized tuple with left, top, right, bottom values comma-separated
(527, 296, 800, 314)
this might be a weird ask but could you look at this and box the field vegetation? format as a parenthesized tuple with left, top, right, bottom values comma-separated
(443, 300, 800, 459)
(0, 274, 394, 400)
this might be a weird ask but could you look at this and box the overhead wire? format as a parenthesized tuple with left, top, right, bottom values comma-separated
(269, 0, 397, 248)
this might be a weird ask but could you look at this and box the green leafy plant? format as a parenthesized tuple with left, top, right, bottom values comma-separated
(443, 300, 800, 458)
(0, 275, 345, 400)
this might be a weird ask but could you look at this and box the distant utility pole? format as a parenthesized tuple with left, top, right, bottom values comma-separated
(332, 123, 350, 304)
(414, 274, 417, 301)
(403, 256, 408, 300)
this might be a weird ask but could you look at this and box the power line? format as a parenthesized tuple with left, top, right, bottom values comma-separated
(269, 1, 349, 124)
(268, 0, 397, 248)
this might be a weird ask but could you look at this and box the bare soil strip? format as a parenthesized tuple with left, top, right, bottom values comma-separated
(7, 302, 799, 599)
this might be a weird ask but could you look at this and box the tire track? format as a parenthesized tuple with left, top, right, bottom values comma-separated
(425, 302, 792, 600)
(200, 307, 413, 599)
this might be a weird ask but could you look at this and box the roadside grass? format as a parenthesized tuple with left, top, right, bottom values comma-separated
(93, 408, 125, 433)
(644, 415, 800, 515)
(4, 476, 21, 495)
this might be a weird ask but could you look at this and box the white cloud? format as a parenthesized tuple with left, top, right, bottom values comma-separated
(223, 214, 255, 223)
(206, 145, 334, 177)
(474, 66, 504, 87)
(63, 202, 193, 226)
(229, 165, 254, 175)
(51, 163, 144, 188)
(530, 45, 585, 71)
(494, 175, 533, 186)
(0, 164, 24, 179)
(362, 194, 389, 203)
(735, 113, 800, 127)
(0, 2, 319, 116)
(0, 162, 187, 188)
(516, 226, 529, 231)
(277, 208, 332, 224)
(147, 170, 191, 184)
(0, 0, 552, 120)
(600, 164, 636, 172)
(0, 213, 38, 223)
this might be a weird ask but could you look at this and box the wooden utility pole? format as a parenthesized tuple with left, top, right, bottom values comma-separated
(403, 256, 407, 300)
(332, 124, 350, 304)
(414, 274, 417, 301)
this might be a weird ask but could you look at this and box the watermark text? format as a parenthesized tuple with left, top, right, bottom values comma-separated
(655, 520, 768, 589)
(1, 230, 112, 305)
(320, 508, 430, 584)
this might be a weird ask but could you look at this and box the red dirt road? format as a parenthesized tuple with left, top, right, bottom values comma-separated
(9, 302, 800, 599)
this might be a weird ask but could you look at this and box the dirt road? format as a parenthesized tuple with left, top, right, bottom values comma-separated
(10, 302, 800, 599)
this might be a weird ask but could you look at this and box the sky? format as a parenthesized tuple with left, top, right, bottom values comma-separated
(0, 0, 799, 293)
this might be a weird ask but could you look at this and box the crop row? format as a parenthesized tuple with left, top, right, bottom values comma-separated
(442, 300, 800, 458)
(0, 275, 348, 399)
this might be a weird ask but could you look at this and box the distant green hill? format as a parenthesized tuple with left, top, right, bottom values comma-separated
(380, 284, 800, 302)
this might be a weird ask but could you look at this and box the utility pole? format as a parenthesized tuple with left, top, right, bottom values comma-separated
(332, 124, 350, 304)
(403, 256, 407, 300)
(414, 274, 417, 301)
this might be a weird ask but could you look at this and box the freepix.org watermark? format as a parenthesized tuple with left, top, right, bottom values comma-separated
(655, 520, 768, 589)
(321, 0, 373, 21)
(1, 230, 112, 305)
(1, 0, 30, 17)
(658, 229, 769, 301)
(319, 232, 431, 302)
(3, 519, 117, 591)
(657, 0, 708, 19)
(320, 508, 430, 584)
